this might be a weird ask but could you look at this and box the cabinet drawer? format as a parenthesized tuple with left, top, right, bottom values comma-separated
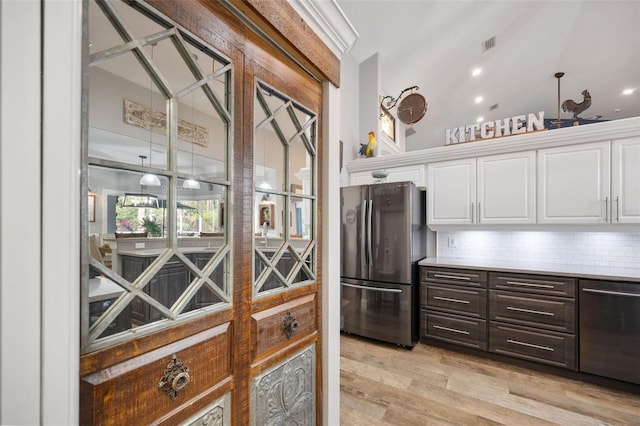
(489, 322, 576, 370)
(490, 272, 575, 297)
(420, 311, 487, 351)
(421, 267, 488, 288)
(421, 283, 487, 319)
(490, 291, 575, 333)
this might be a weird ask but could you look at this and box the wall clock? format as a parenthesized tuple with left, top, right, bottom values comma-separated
(397, 93, 427, 124)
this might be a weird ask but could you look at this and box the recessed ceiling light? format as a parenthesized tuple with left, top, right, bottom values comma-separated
(476, 117, 484, 123)
(472, 68, 482, 77)
(613, 108, 623, 113)
(475, 96, 483, 104)
(622, 88, 634, 95)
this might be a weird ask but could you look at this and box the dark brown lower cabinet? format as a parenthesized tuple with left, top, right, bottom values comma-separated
(488, 271, 577, 370)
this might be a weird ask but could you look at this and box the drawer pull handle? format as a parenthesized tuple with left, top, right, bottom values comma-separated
(506, 306, 554, 316)
(433, 274, 471, 281)
(433, 296, 470, 304)
(505, 281, 554, 289)
(507, 339, 554, 352)
(282, 311, 299, 340)
(582, 288, 640, 298)
(158, 354, 191, 400)
(433, 324, 470, 335)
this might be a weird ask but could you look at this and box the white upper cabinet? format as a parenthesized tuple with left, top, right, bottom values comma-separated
(477, 151, 536, 224)
(611, 137, 640, 223)
(537, 141, 611, 224)
(427, 158, 476, 225)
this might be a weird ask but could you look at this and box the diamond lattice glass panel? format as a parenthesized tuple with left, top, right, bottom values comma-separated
(88, 0, 129, 55)
(88, 269, 130, 339)
(176, 183, 227, 235)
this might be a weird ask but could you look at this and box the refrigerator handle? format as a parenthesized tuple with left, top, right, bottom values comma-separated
(361, 200, 368, 266)
(367, 198, 373, 264)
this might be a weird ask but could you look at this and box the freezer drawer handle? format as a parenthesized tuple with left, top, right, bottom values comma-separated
(582, 288, 640, 298)
(433, 296, 470, 304)
(506, 306, 554, 316)
(505, 281, 554, 289)
(341, 282, 403, 293)
(433, 274, 471, 281)
(433, 324, 470, 335)
(507, 339, 554, 352)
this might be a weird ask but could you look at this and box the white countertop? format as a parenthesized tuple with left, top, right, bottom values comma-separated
(89, 276, 125, 302)
(418, 257, 640, 283)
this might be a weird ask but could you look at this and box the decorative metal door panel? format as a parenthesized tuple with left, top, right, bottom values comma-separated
(251, 345, 316, 425)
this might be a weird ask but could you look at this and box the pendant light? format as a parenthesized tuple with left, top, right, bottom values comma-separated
(140, 43, 161, 187)
(183, 84, 200, 190)
(123, 155, 160, 208)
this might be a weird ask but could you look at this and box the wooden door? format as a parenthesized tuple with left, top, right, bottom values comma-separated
(80, 1, 323, 424)
(243, 49, 323, 424)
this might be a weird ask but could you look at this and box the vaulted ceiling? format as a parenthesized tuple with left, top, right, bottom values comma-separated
(337, 0, 640, 150)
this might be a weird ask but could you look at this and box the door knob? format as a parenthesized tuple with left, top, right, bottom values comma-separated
(158, 354, 190, 400)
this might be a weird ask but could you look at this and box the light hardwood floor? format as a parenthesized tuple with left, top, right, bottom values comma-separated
(340, 334, 640, 425)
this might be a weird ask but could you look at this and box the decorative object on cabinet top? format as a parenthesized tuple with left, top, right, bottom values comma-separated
(380, 85, 427, 125)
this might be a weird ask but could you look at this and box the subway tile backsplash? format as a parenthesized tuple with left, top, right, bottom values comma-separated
(436, 231, 640, 269)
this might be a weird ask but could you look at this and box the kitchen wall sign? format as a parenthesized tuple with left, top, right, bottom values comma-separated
(445, 111, 545, 145)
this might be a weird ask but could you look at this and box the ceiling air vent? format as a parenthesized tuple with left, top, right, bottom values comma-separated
(489, 103, 499, 111)
(482, 36, 496, 52)
(405, 127, 416, 137)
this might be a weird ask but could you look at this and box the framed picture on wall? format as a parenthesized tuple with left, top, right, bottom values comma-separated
(88, 194, 96, 222)
(380, 108, 396, 142)
(258, 203, 274, 229)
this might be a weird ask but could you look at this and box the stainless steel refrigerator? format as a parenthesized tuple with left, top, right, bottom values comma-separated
(340, 181, 433, 347)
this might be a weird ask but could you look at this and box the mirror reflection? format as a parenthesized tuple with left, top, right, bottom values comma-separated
(84, 0, 232, 350)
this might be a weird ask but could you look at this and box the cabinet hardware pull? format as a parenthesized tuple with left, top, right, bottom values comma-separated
(158, 354, 191, 400)
(507, 339, 554, 351)
(282, 310, 299, 339)
(582, 288, 640, 298)
(505, 281, 554, 289)
(471, 203, 474, 224)
(506, 306, 554, 316)
(433, 324, 469, 335)
(433, 296, 470, 304)
(477, 201, 481, 223)
(433, 274, 471, 281)
(616, 196, 620, 222)
(605, 196, 609, 222)
(341, 282, 403, 293)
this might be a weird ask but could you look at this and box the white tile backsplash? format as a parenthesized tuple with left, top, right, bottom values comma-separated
(437, 231, 640, 269)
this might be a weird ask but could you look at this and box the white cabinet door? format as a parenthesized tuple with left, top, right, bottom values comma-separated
(612, 137, 640, 224)
(477, 151, 536, 224)
(427, 158, 476, 225)
(537, 141, 611, 224)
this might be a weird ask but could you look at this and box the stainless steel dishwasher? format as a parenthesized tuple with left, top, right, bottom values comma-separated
(579, 280, 640, 385)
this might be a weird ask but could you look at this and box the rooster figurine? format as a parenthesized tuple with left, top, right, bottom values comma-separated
(562, 90, 592, 119)
(359, 131, 378, 158)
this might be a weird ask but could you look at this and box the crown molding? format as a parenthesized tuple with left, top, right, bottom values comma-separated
(347, 116, 640, 173)
(289, 0, 358, 56)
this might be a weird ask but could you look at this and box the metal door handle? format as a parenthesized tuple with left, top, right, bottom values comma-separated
(506, 306, 554, 316)
(505, 281, 554, 289)
(605, 196, 609, 222)
(158, 354, 191, 400)
(341, 282, 403, 293)
(507, 339, 554, 352)
(433, 324, 469, 335)
(361, 200, 367, 266)
(477, 201, 480, 223)
(282, 310, 298, 339)
(367, 199, 373, 264)
(616, 196, 620, 222)
(434, 296, 470, 304)
(433, 274, 471, 281)
(471, 202, 474, 224)
(582, 288, 640, 298)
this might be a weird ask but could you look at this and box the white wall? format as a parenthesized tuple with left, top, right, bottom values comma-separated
(339, 53, 360, 166)
(437, 231, 640, 269)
